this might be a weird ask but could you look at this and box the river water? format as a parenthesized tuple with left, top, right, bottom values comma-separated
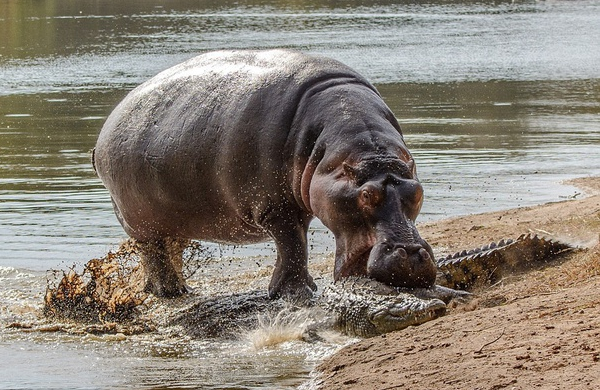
(1, 0, 599, 388)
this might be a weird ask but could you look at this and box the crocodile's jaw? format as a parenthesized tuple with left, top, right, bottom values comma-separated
(320, 277, 450, 338)
(368, 295, 447, 336)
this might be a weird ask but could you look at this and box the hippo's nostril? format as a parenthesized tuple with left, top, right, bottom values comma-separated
(395, 247, 408, 260)
(418, 248, 430, 261)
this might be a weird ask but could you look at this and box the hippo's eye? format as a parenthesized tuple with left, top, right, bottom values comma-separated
(361, 189, 371, 201)
(361, 188, 376, 204)
(383, 243, 393, 254)
(359, 184, 383, 208)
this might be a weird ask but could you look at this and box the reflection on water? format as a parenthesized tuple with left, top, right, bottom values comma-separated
(0, 91, 125, 270)
(2, 0, 600, 95)
(1, 0, 600, 388)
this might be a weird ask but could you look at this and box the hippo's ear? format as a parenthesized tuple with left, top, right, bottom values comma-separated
(407, 158, 417, 177)
(342, 162, 359, 182)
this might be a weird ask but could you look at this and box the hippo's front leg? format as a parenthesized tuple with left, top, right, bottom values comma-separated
(138, 238, 190, 298)
(263, 214, 317, 301)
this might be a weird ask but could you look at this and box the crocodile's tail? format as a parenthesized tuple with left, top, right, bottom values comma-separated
(436, 233, 576, 290)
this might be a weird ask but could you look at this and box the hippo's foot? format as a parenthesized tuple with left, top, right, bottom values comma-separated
(268, 273, 318, 303)
(143, 277, 190, 298)
(137, 238, 189, 298)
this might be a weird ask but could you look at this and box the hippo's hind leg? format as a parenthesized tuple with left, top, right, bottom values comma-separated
(137, 237, 190, 298)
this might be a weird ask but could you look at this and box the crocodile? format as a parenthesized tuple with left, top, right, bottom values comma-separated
(169, 277, 466, 339)
(171, 233, 575, 338)
(45, 234, 575, 338)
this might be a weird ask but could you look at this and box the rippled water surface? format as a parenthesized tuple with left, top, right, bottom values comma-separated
(1, 0, 599, 388)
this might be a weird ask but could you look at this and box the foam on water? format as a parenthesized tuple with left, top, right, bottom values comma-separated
(246, 307, 315, 349)
(0, 267, 44, 322)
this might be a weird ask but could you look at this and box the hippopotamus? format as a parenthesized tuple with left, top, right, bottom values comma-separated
(93, 49, 437, 299)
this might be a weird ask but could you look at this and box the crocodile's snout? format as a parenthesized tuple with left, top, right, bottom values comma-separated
(320, 277, 455, 337)
(370, 295, 447, 336)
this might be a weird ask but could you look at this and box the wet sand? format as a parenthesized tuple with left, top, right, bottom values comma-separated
(315, 176, 600, 389)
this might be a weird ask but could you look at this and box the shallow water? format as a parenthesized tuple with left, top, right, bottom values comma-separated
(1, 0, 600, 388)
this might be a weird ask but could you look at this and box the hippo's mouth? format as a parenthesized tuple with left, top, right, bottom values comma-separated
(364, 241, 438, 288)
(337, 239, 437, 289)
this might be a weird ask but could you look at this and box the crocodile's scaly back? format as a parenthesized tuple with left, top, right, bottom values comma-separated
(436, 233, 576, 290)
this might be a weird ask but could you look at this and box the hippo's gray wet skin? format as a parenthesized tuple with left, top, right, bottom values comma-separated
(94, 50, 436, 300)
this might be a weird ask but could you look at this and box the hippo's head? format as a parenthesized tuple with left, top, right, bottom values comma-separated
(307, 154, 437, 289)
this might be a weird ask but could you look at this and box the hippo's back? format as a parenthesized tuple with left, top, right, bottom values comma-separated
(93, 50, 372, 241)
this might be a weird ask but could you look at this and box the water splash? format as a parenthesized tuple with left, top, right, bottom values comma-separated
(246, 306, 315, 349)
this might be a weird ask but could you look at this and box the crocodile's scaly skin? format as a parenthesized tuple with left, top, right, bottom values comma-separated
(171, 277, 466, 339)
(316, 277, 449, 337)
(436, 233, 575, 290)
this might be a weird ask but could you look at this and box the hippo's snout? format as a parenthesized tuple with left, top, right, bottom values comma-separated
(366, 242, 437, 288)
